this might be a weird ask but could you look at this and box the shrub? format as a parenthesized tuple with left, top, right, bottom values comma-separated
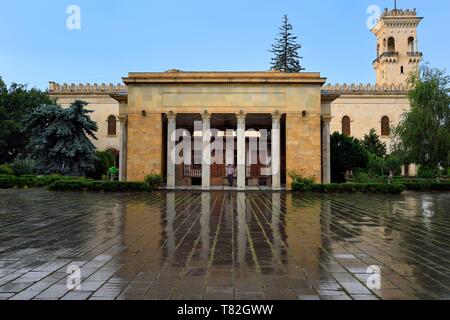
(144, 173, 164, 190)
(0, 177, 37, 189)
(0, 164, 14, 175)
(87, 151, 115, 181)
(10, 158, 36, 176)
(0, 174, 16, 179)
(366, 153, 384, 177)
(352, 171, 371, 183)
(48, 180, 152, 192)
(417, 166, 439, 179)
(385, 155, 402, 176)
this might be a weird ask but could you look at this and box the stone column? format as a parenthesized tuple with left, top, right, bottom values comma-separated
(272, 112, 282, 190)
(119, 116, 128, 182)
(322, 116, 332, 184)
(237, 112, 246, 191)
(167, 112, 177, 189)
(202, 111, 211, 190)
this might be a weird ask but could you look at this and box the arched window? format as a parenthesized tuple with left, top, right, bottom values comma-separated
(401, 66, 404, 74)
(408, 37, 415, 53)
(342, 116, 351, 136)
(108, 116, 117, 136)
(387, 37, 396, 52)
(377, 44, 380, 58)
(381, 116, 390, 136)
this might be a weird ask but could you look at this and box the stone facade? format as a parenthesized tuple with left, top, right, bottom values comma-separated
(286, 113, 322, 185)
(48, 7, 425, 187)
(126, 113, 163, 181)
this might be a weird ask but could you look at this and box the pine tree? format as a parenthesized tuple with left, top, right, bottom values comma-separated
(361, 129, 387, 158)
(25, 100, 99, 176)
(270, 15, 304, 73)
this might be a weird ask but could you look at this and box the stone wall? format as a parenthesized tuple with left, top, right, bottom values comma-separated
(126, 113, 163, 181)
(286, 113, 322, 185)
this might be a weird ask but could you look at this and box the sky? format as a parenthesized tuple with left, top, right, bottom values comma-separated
(0, 0, 448, 90)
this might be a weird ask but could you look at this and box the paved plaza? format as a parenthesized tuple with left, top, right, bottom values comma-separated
(0, 189, 449, 300)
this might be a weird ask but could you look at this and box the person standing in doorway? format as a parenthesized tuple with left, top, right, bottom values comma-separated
(226, 164, 235, 187)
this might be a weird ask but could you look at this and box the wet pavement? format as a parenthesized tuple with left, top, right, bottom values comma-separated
(0, 189, 449, 300)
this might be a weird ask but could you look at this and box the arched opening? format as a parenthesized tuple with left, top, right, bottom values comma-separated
(408, 37, 415, 53)
(381, 116, 390, 136)
(377, 44, 380, 58)
(107, 115, 117, 136)
(342, 116, 351, 136)
(401, 66, 404, 74)
(387, 37, 396, 52)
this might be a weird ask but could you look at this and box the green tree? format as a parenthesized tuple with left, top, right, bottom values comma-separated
(269, 15, 304, 73)
(0, 77, 53, 163)
(331, 132, 368, 183)
(87, 150, 115, 180)
(393, 65, 450, 172)
(361, 129, 387, 158)
(25, 100, 98, 176)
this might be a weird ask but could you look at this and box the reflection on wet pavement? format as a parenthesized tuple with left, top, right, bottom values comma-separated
(0, 189, 449, 300)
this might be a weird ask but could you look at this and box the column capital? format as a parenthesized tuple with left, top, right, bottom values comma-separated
(167, 111, 177, 121)
(201, 110, 210, 121)
(272, 110, 282, 122)
(322, 115, 333, 123)
(118, 115, 128, 124)
(236, 110, 246, 121)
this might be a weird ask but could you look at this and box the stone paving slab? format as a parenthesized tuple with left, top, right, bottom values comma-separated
(0, 189, 449, 300)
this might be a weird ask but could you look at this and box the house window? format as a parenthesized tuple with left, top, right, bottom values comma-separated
(342, 116, 351, 136)
(381, 116, 390, 136)
(108, 116, 117, 136)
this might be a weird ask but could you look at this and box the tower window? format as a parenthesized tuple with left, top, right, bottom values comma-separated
(342, 116, 351, 136)
(381, 116, 390, 136)
(401, 66, 404, 74)
(108, 115, 117, 136)
(387, 37, 396, 52)
(408, 37, 415, 53)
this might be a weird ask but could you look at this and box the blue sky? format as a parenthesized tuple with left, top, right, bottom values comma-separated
(0, 0, 448, 90)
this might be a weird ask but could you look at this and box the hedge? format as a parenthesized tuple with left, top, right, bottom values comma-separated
(403, 182, 450, 191)
(292, 182, 406, 194)
(47, 180, 154, 192)
(0, 177, 38, 189)
(0, 175, 90, 189)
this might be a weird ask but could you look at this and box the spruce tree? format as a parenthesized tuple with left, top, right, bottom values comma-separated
(270, 15, 304, 73)
(25, 100, 98, 176)
(361, 129, 387, 158)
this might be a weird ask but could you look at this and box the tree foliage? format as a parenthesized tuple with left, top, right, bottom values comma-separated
(361, 129, 387, 158)
(269, 15, 304, 73)
(25, 100, 99, 176)
(0, 77, 53, 163)
(393, 65, 450, 171)
(331, 132, 368, 183)
(87, 150, 115, 180)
